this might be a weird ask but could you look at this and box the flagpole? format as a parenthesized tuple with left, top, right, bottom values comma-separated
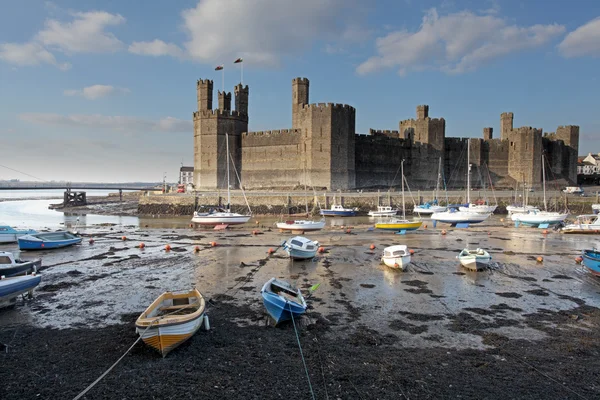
(241, 61, 243, 85)
(222, 65, 224, 93)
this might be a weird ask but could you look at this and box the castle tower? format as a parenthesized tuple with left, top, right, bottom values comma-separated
(483, 127, 493, 140)
(292, 77, 309, 128)
(234, 84, 249, 115)
(218, 91, 231, 111)
(193, 80, 249, 190)
(416, 105, 429, 120)
(500, 112, 513, 141)
(555, 125, 580, 183)
(196, 79, 213, 110)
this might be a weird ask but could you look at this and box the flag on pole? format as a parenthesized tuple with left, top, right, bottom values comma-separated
(215, 65, 224, 70)
(233, 58, 243, 64)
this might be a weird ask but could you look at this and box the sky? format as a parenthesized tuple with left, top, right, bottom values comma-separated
(1, 0, 599, 183)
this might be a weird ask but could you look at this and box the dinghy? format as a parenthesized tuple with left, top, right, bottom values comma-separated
(0, 226, 37, 244)
(562, 214, 600, 234)
(0, 252, 41, 277)
(582, 249, 600, 276)
(457, 248, 492, 271)
(413, 203, 447, 215)
(276, 219, 325, 233)
(381, 245, 411, 270)
(368, 206, 398, 217)
(431, 208, 491, 226)
(261, 278, 307, 325)
(282, 236, 319, 260)
(320, 204, 357, 217)
(17, 231, 82, 250)
(0, 273, 41, 309)
(135, 287, 206, 357)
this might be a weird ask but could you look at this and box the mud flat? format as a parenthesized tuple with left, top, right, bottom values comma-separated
(1, 222, 600, 399)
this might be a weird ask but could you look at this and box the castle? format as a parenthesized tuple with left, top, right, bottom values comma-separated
(193, 78, 579, 190)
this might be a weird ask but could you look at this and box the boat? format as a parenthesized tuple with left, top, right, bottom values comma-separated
(191, 132, 252, 226)
(0, 226, 37, 244)
(592, 204, 600, 215)
(457, 248, 492, 271)
(506, 204, 539, 215)
(458, 139, 497, 214)
(376, 160, 423, 232)
(431, 208, 491, 226)
(320, 204, 357, 217)
(0, 273, 41, 309)
(17, 231, 82, 250)
(582, 249, 600, 276)
(368, 206, 398, 217)
(381, 245, 411, 270)
(276, 219, 326, 233)
(414, 158, 447, 215)
(260, 277, 307, 325)
(511, 154, 569, 227)
(0, 251, 41, 277)
(562, 214, 600, 234)
(135, 287, 206, 357)
(282, 236, 319, 260)
(431, 140, 491, 226)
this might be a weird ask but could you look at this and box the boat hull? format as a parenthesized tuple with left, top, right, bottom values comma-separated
(0, 274, 41, 308)
(136, 317, 203, 357)
(413, 205, 447, 214)
(0, 229, 37, 244)
(368, 211, 398, 217)
(261, 291, 306, 324)
(511, 212, 569, 226)
(582, 250, 600, 276)
(458, 257, 491, 271)
(320, 210, 356, 217)
(276, 220, 325, 232)
(191, 213, 251, 226)
(0, 260, 41, 278)
(18, 236, 82, 250)
(375, 221, 422, 231)
(459, 205, 497, 214)
(431, 211, 491, 225)
(382, 255, 411, 270)
(562, 225, 600, 234)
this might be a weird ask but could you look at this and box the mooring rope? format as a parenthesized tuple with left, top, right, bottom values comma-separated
(289, 303, 316, 400)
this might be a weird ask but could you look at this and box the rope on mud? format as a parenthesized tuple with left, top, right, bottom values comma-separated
(289, 304, 316, 400)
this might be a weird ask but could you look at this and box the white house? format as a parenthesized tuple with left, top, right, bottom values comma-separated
(179, 166, 194, 185)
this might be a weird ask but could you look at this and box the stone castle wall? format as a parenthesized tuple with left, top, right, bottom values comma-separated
(354, 134, 412, 188)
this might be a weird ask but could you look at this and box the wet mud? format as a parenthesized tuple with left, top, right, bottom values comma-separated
(1, 221, 600, 399)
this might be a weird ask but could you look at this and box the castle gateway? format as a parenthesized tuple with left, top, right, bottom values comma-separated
(193, 78, 579, 190)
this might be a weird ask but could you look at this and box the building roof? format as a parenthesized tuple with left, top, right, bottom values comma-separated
(180, 166, 194, 172)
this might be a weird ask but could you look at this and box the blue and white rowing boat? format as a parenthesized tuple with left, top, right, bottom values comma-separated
(18, 231, 82, 250)
(282, 236, 319, 260)
(0, 226, 37, 244)
(320, 204, 357, 217)
(261, 278, 307, 325)
(582, 249, 600, 276)
(0, 273, 41, 309)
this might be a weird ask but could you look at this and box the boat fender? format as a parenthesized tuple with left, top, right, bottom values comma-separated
(536, 256, 543, 263)
(409, 249, 415, 255)
(575, 256, 583, 264)
(369, 244, 376, 250)
(203, 315, 210, 331)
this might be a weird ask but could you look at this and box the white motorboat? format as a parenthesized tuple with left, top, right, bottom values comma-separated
(381, 245, 411, 270)
(431, 209, 491, 226)
(413, 204, 447, 215)
(276, 219, 325, 232)
(190, 133, 252, 226)
(282, 236, 319, 260)
(459, 203, 497, 214)
(562, 214, 600, 234)
(457, 248, 492, 271)
(592, 204, 600, 214)
(0, 226, 37, 244)
(368, 206, 398, 217)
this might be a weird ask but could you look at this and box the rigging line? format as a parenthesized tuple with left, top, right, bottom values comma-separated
(289, 304, 316, 400)
(0, 164, 47, 182)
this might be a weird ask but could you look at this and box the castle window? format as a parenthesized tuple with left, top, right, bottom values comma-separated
(304, 143, 306, 152)
(320, 127, 323, 137)
(526, 143, 528, 150)
(320, 144, 322, 152)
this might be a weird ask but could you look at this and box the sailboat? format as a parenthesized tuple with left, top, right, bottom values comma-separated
(375, 160, 422, 231)
(413, 157, 447, 215)
(459, 139, 497, 214)
(276, 170, 325, 232)
(431, 139, 491, 226)
(191, 133, 252, 226)
(506, 178, 539, 215)
(511, 153, 569, 227)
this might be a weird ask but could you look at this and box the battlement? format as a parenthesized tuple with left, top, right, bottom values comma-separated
(368, 129, 400, 138)
(501, 112, 514, 118)
(234, 84, 249, 91)
(417, 105, 429, 119)
(292, 77, 309, 84)
(243, 129, 302, 137)
(193, 109, 247, 119)
(300, 103, 356, 112)
(197, 79, 213, 86)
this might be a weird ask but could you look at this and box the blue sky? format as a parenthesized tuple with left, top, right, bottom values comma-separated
(1, 0, 599, 182)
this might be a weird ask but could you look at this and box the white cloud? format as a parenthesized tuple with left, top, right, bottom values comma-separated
(128, 39, 185, 59)
(19, 113, 192, 133)
(36, 11, 125, 53)
(0, 10, 124, 70)
(558, 17, 600, 58)
(128, 0, 365, 66)
(63, 85, 130, 100)
(357, 8, 565, 76)
(0, 42, 71, 70)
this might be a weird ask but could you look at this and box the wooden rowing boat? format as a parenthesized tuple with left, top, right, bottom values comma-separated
(135, 287, 206, 357)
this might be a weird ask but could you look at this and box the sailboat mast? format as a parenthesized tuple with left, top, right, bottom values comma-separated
(542, 153, 547, 211)
(435, 157, 441, 201)
(401, 159, 406, 219)
(226, 132, 231, 210)
(466, 139, 471, 204)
